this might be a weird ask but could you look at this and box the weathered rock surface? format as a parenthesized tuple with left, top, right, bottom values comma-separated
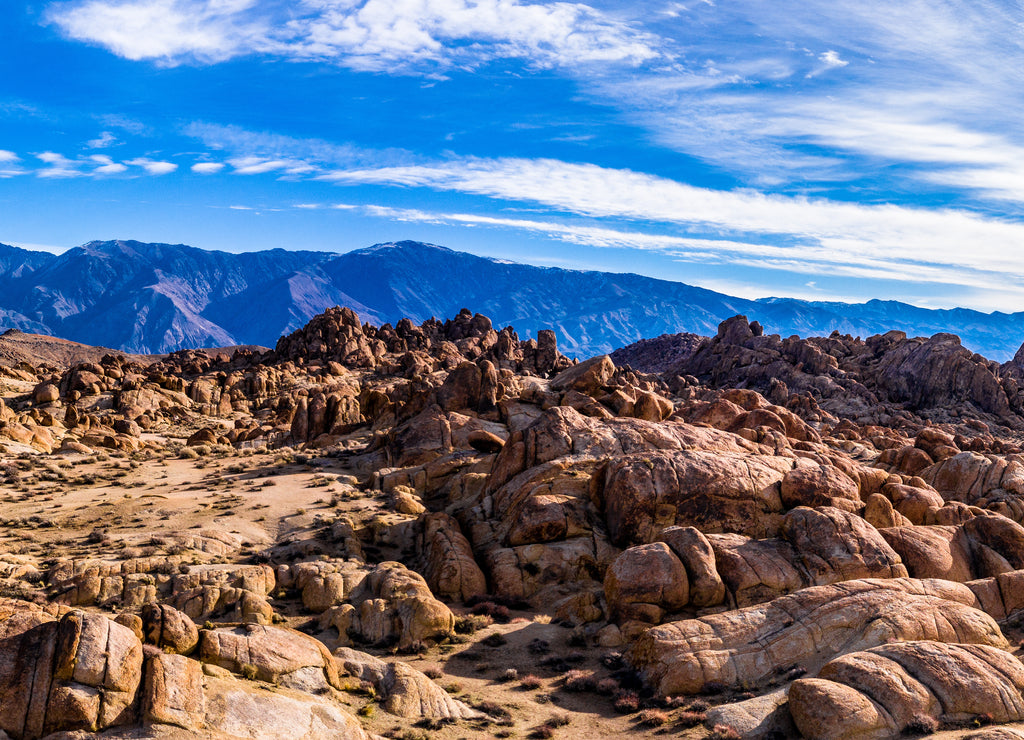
(790, 642, 1024, 739)
(335, 647, 482, 719)
(628, 578, 1007, 696)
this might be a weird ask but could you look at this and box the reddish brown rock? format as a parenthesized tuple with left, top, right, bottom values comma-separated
(604, 542, 689, 623)
(791, 642, 1024, 739)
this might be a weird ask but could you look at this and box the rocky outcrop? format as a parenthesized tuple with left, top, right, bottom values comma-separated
(628, 578, 1006, 696)
(335, 647, 482, 719)
(790, 642, 1024, 739)
(673, 315, 1024, 424)
(606, 506, 907, 619)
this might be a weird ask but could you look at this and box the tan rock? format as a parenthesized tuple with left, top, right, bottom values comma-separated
(199, 624, 340, 693)
(33, 383, 60, 405)
(549, 355, 614, 396)
(335, 647, 482, 720)
(660, 526, 725, 607)
(418, 512, 487, 603)
(781, 506, 907, 584)
(604, 542, 689, 623)
(790, 642, 1024, 739)
(142, 604, 199, 656)
(603, 449, 794, 544)
(780, 464, 862, 513)
(142, 652, 205, 730)
(628, 578, 1006, 696)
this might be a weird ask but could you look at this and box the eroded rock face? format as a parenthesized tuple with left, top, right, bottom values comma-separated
(790, 642, 1024, 739)
(602, 449, 796, 543)
(417, 512, 487, 603)
(335, 647, 482, 720)
(0, 609, 143, 739)
(627, 578, 1006, 696)
(200, 624, 342, 692)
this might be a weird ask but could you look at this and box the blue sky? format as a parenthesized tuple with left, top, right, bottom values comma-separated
(4, 1, 1024, 312)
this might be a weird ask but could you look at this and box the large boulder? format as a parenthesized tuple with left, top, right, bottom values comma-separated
(602, 450, 796, 543)
(790, 642, 1024, 739)
(604, 542, 688, 623)
(335, 647, 482, 720)
(628, 578, 1006, 696)
(199, 625, 341, 693)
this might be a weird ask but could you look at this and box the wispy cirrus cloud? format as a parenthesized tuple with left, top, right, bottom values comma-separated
(587, 0, 1024, 202)
(47, 0, 661, 71)
(86, 131, 118, 148)
(314, 154, 1024, 288)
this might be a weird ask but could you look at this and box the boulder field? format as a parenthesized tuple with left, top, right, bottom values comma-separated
(3, 309, 1024, 738)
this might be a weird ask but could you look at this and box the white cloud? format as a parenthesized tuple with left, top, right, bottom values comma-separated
(319, 154, 1024, 287)
(0, 151, 23, 177)
(127, 157, 178, 175)
(35, 151, 84, 178)
(87, 131, 118, 148)
(191, 161, 226, 174)
(48, 0, 267, 64)
(229, 156, 304, 175)
(48, 0, 662, 71)
(805, 49, 848, 78)
(90, 154, 128, 174)
(818, 50, 847, 68)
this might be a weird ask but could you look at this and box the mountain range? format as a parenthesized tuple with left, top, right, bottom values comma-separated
(2, 238, 1024, 361)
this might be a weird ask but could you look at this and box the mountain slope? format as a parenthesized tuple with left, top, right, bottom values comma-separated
(1, 238, 1023, 359)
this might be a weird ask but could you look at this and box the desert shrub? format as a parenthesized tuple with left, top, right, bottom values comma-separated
(638, 709, 669, 727)
(482, 632, 507, 647)
(612, 690, 639, 714)
(563, 669, 596, 692)
(423, 666, 444, 679)
(470, 601, 511, 622)
(500, 668, 519, 682)
(520, 674, 544, 690)
(527, 638, 550, 654)
(676, 710, 707, 728)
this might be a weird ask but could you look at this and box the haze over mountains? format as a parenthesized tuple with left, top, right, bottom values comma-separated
(1, 238, 1023, 361)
